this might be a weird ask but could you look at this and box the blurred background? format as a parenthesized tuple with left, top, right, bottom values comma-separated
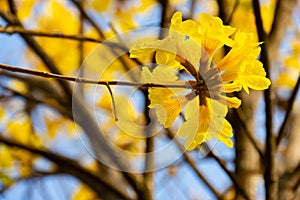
(0, 0, 300, 199)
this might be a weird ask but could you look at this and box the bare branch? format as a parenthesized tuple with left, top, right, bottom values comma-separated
(268, 0, 298, 57)
(70, 0, 105, 38)
(226, 0, 240, 24)
(0, 11, 73, 101)
(277, 76, 300, 146)
(0, 63, 192, 89)
(203, 144, 250, 200)
(252, 0, 277, 199)
(165, 129, 223, 199)
(0, 26, 102, 43)
(234, 109, 264, 160)
(0, 135, 132, 200)
(0, 10, 151, 198)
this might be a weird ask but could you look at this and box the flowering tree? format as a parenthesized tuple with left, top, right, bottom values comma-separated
(0, 0, 299, 199)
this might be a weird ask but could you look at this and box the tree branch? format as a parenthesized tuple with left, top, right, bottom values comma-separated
(0, 25, 102, 43)
(0, 135, 132, 200)
(268, 0, 298, 57)
(234, 109, 264, 160)
(0, 10, 150, 199)
(0, 63, 192, 89)
(203, 145, 250, 200)
(70, 0, 105, 38)
(252, 0, 277, 199)
(0, 11, 73, 101)
(277, 76, 300, 146)
(165, 130, 223, 199)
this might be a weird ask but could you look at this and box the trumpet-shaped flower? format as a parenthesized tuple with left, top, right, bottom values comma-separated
(130, 12, 271, 149)
(178, 97, 233, 150)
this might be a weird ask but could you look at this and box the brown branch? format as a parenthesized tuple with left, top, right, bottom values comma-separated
(0, 85, 72, 119)
(0, 135, 132, 200)
(7, 0, 17, 15)
(217, 0, 239, 25)
(268, 0, 298, 54)
(188, 0, 197, 19)
(0, 25, 102, 43)
(143, 121, 155, 200)
(1, 9, 149, 199)
(0, 70, 68, 108)
(158, 0, 170, 34)
(0, 11, 73, 101)
(165, 129, 223, 199)
(142, 2, 172, 199)
(0, 63, 192, 89)
(203, 144, 250, 200)
(252, 1, 277, 199)
(0, 25, 131, 54)
(217, 0, 228, 23)
(277, 76, 300, 146)
(70, 0, 105, 38)
(234, 109, 264, 160)
(225, 0, 239, 24)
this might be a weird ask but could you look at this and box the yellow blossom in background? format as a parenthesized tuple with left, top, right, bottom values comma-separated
(277, 41, 300, 89)
(0, 0, 9, 12)
(90, 0, 157, 31)
(276, 73, 298, 89)
(130, 12, 271, 149)
(35, 0, 80, 74)
(178, 97, 233, 149)
(17, 0, 36, 20)
(72, 184, 97, 200)
(90, 0, 111, 13)
(97, 95, 145, 153)
(285, 43, 300, 69)
(7, 116, 41, 147)
(141, 66, 186, 127)
(228, 0, 276, 39)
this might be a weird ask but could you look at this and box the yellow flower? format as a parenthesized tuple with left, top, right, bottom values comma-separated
(178, 97, 233, 149)
(141, 66, 187, 127)
(130, 12, 271, 149)
(198, 13, 236, 56)
(170, 12, 236, 56)
(141, 65, 235, 148)
(217, 32, 270, 93)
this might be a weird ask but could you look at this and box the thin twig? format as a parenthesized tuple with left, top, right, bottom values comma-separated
(0, 84, 72, 119)
(189, 0, 197, 19)
(77, 0, 85, 94)
(104, 83, 118, 121)
(1, 9, 149, 199)
(225, 0, 240, 24)
(165, 130, 223, 199)
(7, 0, 17, 15)
(204, 145, 250, 200)
(0, 26, 102, 43)
(0, 134, 132, 200)
(276, 76, 300, 146)
(70, 0, 105, 38)
(0, 63, 192, 89)
(234, 109, 265, 160)
(217, 0, 227, 24)
(0, 11, 73, 101)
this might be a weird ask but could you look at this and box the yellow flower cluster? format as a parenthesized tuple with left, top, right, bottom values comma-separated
(130, 12, 271, 149)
